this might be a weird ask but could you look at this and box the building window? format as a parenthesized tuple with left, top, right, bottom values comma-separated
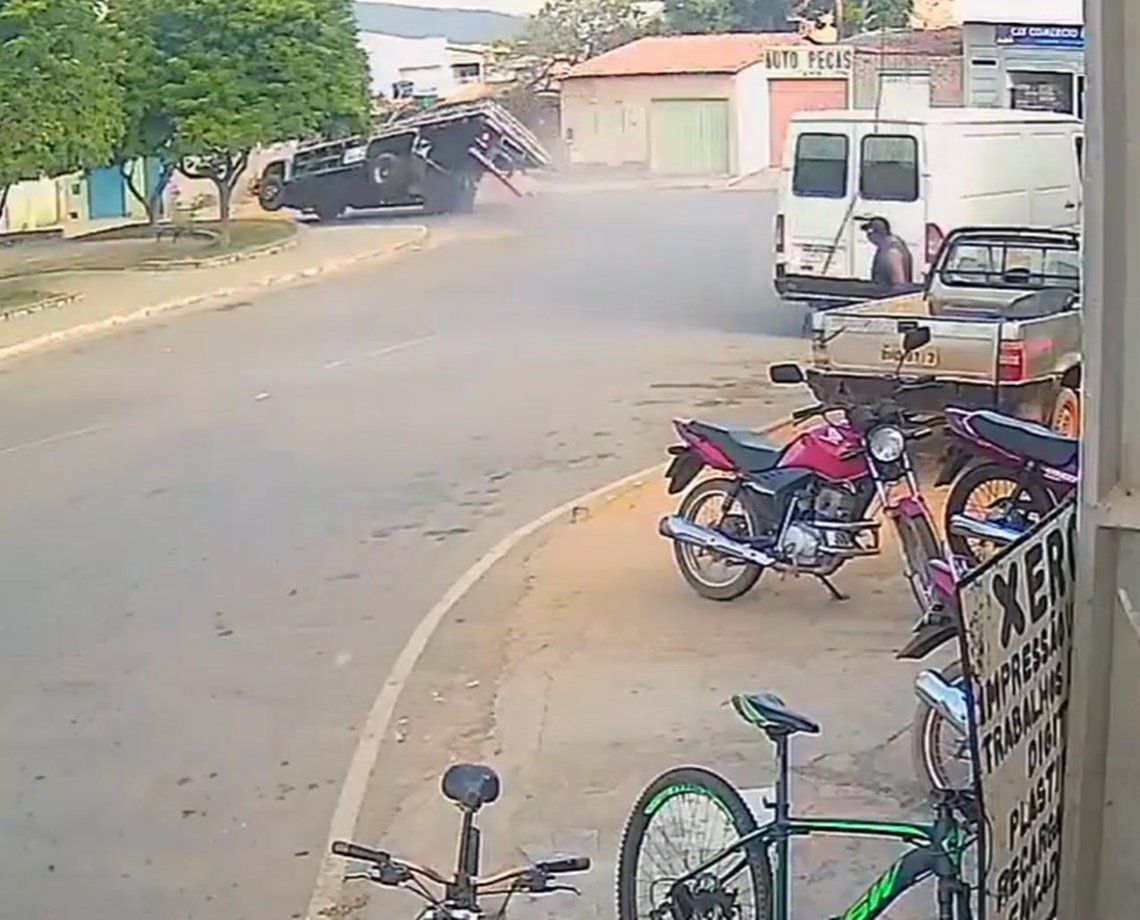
(452, 62, 482, 84)
(1009, 71, 1075, 114)
(793, 133, 849, 199)
(859, 134, 919, 202)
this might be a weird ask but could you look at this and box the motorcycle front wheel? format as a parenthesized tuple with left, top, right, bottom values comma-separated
(672, 478, 765, 602)
(896, 511, 942, 617)
(912, 659, 974, 792)
(944, 463, 1055, 567)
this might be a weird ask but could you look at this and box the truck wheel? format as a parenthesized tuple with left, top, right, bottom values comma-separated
(1051, 387, 1081, 438)
(422, 169, 456, 215)
(258, 172, 285, 211)
(368, 152, 402, 191)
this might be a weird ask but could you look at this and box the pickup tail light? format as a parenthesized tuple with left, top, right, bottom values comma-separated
(999, 341, 1027, 382)
(775, 213, 786, 256)
(925, 223, 945, 263)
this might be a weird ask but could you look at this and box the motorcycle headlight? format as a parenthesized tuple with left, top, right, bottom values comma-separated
(868, 426, 906, 463)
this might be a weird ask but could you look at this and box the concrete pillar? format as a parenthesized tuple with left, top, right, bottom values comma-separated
(1060, 0, 1140, 914)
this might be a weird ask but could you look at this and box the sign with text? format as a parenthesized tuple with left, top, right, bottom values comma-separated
(764, 45, 853, 78)
(995, 24, 1085, 50)
(957, 500, 1077, 920)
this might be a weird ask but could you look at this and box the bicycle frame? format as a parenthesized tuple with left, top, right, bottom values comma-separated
(663, 733, 974, 920)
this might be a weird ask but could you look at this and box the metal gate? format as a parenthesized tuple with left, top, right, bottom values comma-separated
(649, 99, 731, 175)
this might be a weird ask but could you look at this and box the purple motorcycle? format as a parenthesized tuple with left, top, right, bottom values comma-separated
(936, 406, 1078, 567)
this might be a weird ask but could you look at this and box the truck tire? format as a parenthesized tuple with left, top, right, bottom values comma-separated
(1051, 387, 1081, 438)
(422, 168, 458, 215)
(258, 168, 285, 212)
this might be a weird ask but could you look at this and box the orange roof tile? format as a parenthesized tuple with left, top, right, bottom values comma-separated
(565, 33, 808, 79)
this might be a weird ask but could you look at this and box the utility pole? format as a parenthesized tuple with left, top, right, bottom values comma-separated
(1059, 0, 1140, 916)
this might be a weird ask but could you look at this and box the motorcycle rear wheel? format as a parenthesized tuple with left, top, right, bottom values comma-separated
(673, 478, 765, 602)
(912, 659, 972, 792)
(944, 463, 1055, 567)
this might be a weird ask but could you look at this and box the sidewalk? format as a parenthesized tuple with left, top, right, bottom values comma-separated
(344, 455, 957, 919)
(0, 222, 428, 364)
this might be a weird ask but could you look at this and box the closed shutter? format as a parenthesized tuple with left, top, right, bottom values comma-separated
(648, 99, 730, 175)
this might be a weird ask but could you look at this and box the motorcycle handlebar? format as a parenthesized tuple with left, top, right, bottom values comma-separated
(791, 404, 825, 422)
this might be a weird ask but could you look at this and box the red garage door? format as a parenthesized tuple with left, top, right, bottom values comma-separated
(769, 79, 849, 167)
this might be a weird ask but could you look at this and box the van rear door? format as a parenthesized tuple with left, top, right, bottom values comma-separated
(782, 127, 855, 278)
(849, 127, 926, 282)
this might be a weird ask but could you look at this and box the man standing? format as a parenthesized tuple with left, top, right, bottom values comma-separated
(862, 216, 914, 291)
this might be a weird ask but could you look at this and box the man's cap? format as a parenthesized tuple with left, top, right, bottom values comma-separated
(860, 216, 891, 234)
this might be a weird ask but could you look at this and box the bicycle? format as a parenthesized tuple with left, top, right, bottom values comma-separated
(616, 693, 979, 920)
(331, 762, 591, 918)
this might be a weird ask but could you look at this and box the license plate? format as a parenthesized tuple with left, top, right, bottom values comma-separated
(881, 344, 939, 367)
(800, 249, 833, 273)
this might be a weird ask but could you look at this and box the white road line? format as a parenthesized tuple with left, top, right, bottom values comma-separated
(304, 414, 794, 919)
(0, 424, 112, 458)
(322, 334, 437, 371)
(361, 334, 438, 359)
(302, 461, 666, 920)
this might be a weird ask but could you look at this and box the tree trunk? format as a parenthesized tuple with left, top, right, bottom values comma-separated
(0, 185, 9, 230)
(121, 161, 174, 227)
(214, 177, 233, 248)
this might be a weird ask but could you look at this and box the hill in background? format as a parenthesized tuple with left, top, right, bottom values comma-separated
(353, 1, 528, 43)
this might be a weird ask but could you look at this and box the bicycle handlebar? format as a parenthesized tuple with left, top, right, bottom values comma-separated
(331, 840, 390, 863)
(331, 838, 590, 892)
(536, 856, 591, 875)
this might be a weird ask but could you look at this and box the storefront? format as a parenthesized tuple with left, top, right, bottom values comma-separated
(963, 7, 1085, 118)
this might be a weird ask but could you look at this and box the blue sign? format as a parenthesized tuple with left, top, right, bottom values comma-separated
(995, 24, 1084, 49)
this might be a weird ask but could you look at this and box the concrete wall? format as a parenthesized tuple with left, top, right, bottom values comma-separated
(358, 33, 456, 98)
(963, 22, 1084, 112)
(560, 73, 737, 171)
(734, 62, 770, 175)
(852, 51, 964, 109)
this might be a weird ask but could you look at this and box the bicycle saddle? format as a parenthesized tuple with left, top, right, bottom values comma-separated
(731, 693, 821, 736)
(442, 763, 501, 810)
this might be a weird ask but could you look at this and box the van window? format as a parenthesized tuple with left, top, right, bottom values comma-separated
(792, 133, 849, 199)
(859, 135, 919, 202)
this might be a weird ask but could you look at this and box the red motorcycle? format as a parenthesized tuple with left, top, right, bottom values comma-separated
(660, 328, 948, 615)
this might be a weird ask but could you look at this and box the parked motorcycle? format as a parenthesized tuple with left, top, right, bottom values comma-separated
(937, 406, 1078, 566)
(659, 327, 949, 617)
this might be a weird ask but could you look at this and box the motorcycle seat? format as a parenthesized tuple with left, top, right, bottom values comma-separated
(687, 421, 782, 473)
(969, 411, 1078, 469)
(731, 692, 821, 737)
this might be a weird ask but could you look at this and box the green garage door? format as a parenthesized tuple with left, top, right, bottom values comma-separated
(649, 99, 731, 175)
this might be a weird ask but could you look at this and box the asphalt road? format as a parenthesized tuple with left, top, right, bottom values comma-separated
(0, 188, 803, 920)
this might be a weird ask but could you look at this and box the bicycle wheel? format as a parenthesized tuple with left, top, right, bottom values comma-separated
(616, 766, 773, 920)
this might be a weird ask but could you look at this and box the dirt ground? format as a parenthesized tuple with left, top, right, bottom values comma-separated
(338, 469, 963, 920)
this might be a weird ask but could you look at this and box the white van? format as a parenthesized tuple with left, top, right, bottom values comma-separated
(773, 108, 1083, 305)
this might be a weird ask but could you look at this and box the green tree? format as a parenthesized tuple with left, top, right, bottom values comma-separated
(108, 0, 372, 243)
(840, 0, 913, 34)
(523, 0, 655, 73)
(0, 0, 123, 226)
(103, 3, 177, 225)
(664, 0, 792, 34)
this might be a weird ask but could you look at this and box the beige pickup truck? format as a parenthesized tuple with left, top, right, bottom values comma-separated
(806, 227, 1082, 435)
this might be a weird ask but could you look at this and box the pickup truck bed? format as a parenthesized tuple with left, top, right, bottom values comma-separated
(807, 227, 1082, 425)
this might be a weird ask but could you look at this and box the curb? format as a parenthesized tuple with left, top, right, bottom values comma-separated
(0, 226, 429, 366)
(303, 411, 796, 920)
(133, 230, 301, 271)
(0, 291, 81, 322)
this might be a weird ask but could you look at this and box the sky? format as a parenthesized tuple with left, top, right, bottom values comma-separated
(356, 0, 546, 17)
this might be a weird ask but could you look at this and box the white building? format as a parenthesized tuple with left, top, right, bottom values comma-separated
(959, 0, 1085, 116)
